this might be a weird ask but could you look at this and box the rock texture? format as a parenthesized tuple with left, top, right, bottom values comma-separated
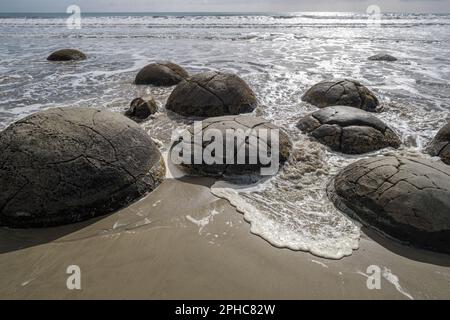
(125, 97, 158, 121)
(297, 106, 401, 154)
(0, 107, 165, 228)
(170, 115, 292, 179)
(47, 49, 87, 61)
(368, 54, 398, 62)
(166, 71, 257, 117)
(328, 156, 450, 253)
(302, 79, 380, 112)
(134, 62, 188, 86)
(426, 123, 450, 165)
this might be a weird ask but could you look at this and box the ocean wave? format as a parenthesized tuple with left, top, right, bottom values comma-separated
(2, 12, 450, 27)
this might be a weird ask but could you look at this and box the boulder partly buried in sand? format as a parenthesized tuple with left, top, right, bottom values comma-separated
(302, 79, 380, 112)
(170, 115, 292, 180)
(297, 106, 401, 154)
(328, 156, 450, 253)
(166, 71, 257, 117)
(368, 53, 398, 62)
(426, 123, 450, 165)
(125, 97, 158, 121)
(134, 62, 188, 86)
(47, 49, 87, 61)
(0, 107, 165, 228)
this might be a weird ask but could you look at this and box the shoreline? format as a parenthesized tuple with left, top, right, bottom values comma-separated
(1, 177, 449, 299)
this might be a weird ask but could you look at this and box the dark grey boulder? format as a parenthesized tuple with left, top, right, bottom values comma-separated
(368, 54, 398, 62)
(302, 79, 380, 112)
(125, 97, 158, 121)
(0, 107, 165, 228)
(170, 115, 291, 179)
(426, 123, 450, 165)
(297, 106, 401, 154)
(166, 71, 257, 117)
(328, 156, 450, 253)
(47, 49, 87, 61)
(134, 62, 188, 86)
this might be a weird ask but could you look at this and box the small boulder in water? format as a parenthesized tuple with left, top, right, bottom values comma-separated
(125, 97, 158, 121)
(302, 79, 380, 112)
(47, 49, 87, 61)
(297, 106, 400, 154)
(328, 156, 450, 253)
(166, 71, 257, 117)
(0, 107, 165, 228)
(426, 122, 450, 165)
(135, 62, 189, 86)
(368, 53, 398, 62)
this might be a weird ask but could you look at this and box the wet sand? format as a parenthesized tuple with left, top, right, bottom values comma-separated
(0, 177, 449, 299)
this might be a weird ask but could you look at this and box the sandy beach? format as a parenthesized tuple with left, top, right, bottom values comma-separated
(1, 176, 449, 299)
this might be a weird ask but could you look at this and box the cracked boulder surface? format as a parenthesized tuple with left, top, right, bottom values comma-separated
(426, 123, 450, 165)
(0, 107, 165, 228)
(134, 62, 189, 86)
(368, 53, 398, 62)
(170, 115, 292, 180)
(302, 79, 380, 112)
(125, 97, 158, 122)
(165, 71, 257, 117)
(297, 106, 401, 154)
(47, 49, 87, 61)
(328, 156, 450, 253)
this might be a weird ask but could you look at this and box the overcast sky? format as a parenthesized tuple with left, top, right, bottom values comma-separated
(1, 0, 450, 13)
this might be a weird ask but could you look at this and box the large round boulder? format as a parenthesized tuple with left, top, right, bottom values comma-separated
(368, 53, 398, 62)
(328, 156, 450, 253)
(169, 115, 291, 179)
(0, 107, 165, 228)
(134, 62, 188, 86)
(166, 71, 257, 117)
(47, 49, 87, 61)
(426, 123, 450, 165)
(302, 79, 380, 112)
(297, 106, 401, 154)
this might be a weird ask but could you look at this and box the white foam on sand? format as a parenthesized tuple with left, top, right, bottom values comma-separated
(186, 208, 221, 235)
(210, 138, 361, 260)
(382, 267, 414, 300)
(310, 260, 329, 269)
(211, 181, 360, 260)
(357, 267, 414, 300)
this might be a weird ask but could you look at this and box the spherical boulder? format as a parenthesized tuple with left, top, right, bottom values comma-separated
(125, 97, 158, 121)
(134, 62, 188, 86)
(328, 156, 450, 253)
(47, 49, 87, 61)
(297, 106, 401, 154)
(368, 54, 398, 62)
(169, 115, 292, 179)
(166, 71, 257, 117)
(0, 107, 165, 228)
(426, 123, 450, 165)
(302, 79, 380, 112)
